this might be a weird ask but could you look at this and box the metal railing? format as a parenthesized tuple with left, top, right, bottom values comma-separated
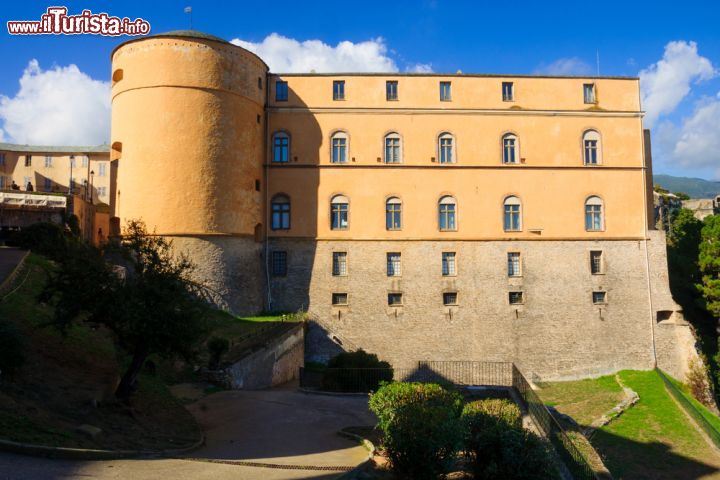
(657, 368, 720, 449)
(299, 360, 595, 479)
(513, 365, 595, 480)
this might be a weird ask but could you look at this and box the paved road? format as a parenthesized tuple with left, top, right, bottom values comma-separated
(0, 248, 26, 286)
(0, 389, 375, 480)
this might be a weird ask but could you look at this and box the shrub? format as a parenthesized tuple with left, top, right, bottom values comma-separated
(11, 222, 68, 261)
(686, 357, 714, 407)
(207, 336, 230, 369)
(369, 382, 464, 479)
(463, 399, 556, 479)
(0, 320, 26, 377)
(322, 349, 392, 392)
(463, 398, 522, 430)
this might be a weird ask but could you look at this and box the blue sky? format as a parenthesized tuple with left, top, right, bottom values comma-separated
(1, 0, 719, 179)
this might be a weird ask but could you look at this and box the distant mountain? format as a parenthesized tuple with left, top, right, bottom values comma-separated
(653, 174, 720, 199)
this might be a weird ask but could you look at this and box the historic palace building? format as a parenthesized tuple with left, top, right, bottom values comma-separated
(109, 31, 697, 380)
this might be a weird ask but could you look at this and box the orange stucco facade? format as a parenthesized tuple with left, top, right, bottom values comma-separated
(109, 31, 697, 380)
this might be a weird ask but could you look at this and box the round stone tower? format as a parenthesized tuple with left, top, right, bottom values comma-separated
(111, 31, 269, 314)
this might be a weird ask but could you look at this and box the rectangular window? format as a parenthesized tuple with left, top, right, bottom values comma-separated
(509, 291, 524, 305)
(590, 251, 603, 274)
(275, 80, 288, 101)
(584, 140, 598, 165)
(387, 253, 401, 277)
(82, 156, 88, 167)
(386, 80, 398, 101)
(43, 178, 51, 191)
(439, 136, 454, 164)
(44, 156, 53, 168)
(331, 136, 347, 163)
(440, 81, 451, 101)
(332, 252, 347, 276)
(385, 136, 401, 163)
(98, 163, 107, 177)
(332, 293, 348, 306)
(273, 135, 289, 163)
(0, 153, 5, 166)
(504, 204, 521, 231)
(386, 200, 401, 230)
(331, 203, 349, 230)
(592, 291, 607, 304)
(507, 252, 521, 277)
(443, 292, 458, 306)
(23, 176, 31, 188)
(98, 186, 107, 197)
(502, 82, 514, 101)
(333, 80, 345, 100)
(271, 200, 290, 230)
(583, 83, 596, 103)
(439, 203, 456, 230)
(24, 155, 31, 167)
(388, 293, 403, 306)
(442, 252, 456, 276)
(270, 251, 288, 277)
(585, 205, 603, 231)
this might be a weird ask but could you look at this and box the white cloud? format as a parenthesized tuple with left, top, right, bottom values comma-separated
(655, 98, 720, 178)
(231, 33, 399, 73)
(533, 57, 594, 76)
(407, 63, 433, 73)
(639, 41, 715, 127)
(0, 60, 110, 146)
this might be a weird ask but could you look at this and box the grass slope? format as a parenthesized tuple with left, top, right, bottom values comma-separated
(539, 370, 720, 479)
(0, 254, 201, 450)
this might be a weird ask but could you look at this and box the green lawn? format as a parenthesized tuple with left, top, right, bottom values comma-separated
(539, 370, 720, 479)
(666, 374, 720, 434)
(538, 374, 624, 426)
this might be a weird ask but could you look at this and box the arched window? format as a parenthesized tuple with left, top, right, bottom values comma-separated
(271, 194, 290, 230)
(386, 197, 402, 230)
(503, 196, 522, 231)
(384, 132, 402, 164)
(272, 132, 289, 163)
(438, 133, 455, 164)
(331, 194, 349, 230)
(438, 196, 457, 231)
(585, 196, 604, 231)
(502, 133, 519, 164)
(331, 132, 348, 163)
(583, 130, 601, 165)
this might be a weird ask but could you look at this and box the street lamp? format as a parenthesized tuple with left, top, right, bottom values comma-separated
(69, 155, 74, 195)
(89, 170, 95, 203)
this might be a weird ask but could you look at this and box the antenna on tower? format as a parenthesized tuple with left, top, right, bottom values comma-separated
(596, 49, 600, 76)
(184, 6, 192, 29)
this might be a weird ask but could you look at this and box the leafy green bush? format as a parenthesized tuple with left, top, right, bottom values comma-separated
(322, 349, 392, 392)
(369, 382, 464, 479)
(0, 320, 26, 377)
(11, 222, 68, 261)
(463, 398, 522, 430)
(207, 336, 230, 369)
(463, 399, 556, 479)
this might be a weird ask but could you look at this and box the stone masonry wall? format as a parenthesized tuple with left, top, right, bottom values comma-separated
(270, 238, 662, 381)
(170, 235, 264, 316)
(646, 229, 701, 381)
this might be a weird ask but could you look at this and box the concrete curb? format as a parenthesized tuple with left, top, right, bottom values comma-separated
(0, 434, 205, 460)
(298, 388, 369, 397)
(335, 428, 377, 480)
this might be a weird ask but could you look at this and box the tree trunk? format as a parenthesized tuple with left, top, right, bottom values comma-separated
(115, 349, 148, 400)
